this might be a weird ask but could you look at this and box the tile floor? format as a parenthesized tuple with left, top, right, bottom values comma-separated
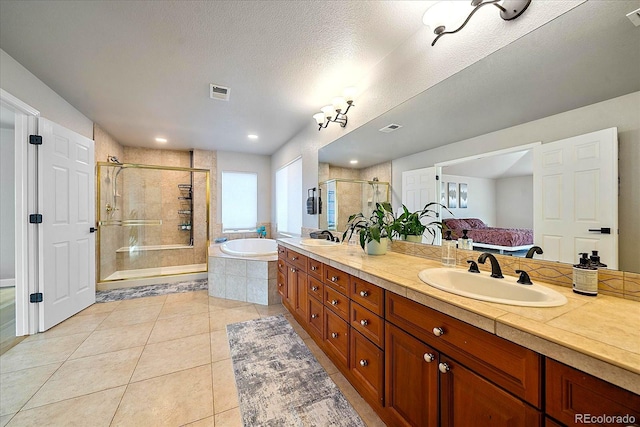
(0, 291, 386, 427)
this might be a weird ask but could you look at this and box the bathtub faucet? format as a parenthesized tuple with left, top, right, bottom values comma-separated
(256, 226, 267, 238)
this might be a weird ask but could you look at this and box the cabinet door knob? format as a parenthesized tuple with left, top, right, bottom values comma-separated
(311, 286, 319, 291)
(290, 267, 296, 273)
(359, 359, 368, 367)
(291, 256, 298, 260)
(331, 299, 338, 305)
(423, 353, 435, 363)
(331, 332, 339, 339)
(438, 362, 450, 374)
(311, 314, 318, 319)
(433, 327, 445, 337)
(278, 283, 283, 287)
(311, 266, 317, 271)
(359, 290, 369, 297)
(360, 319, 369, 326)
(331, 276, 338, 282)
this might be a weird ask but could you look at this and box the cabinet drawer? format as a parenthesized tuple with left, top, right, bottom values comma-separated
(324, 308, 349, 370)
(351, 277, 384, 317)
(307, 297, 324, 340)
(350, 329, 384, 407)
(386, 292, 541, 407)
(308, 258, 323, 280)
(285, 248, 307, 272)
(350, 302, 384, 349)
(324, 266, 349, 295)
(277, 245, 286, 256)
(308, 276, 324, 301)
(324, 284, 349, 320)
(277, 270, 286, 298)
(545, 359, 640, 426)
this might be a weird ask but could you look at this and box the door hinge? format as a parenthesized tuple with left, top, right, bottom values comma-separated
(30, 293, 43, 303)
(29, 214, 43, 224)
(29, 135, 43, 145)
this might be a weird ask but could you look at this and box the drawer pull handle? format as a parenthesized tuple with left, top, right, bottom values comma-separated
(433, 327, 445, 337)
(278, 283, 283, 287)
(311, 286, 319, 292)
(331, 276, 338, 282)
(360, 319, 369, 326)
(331, 299, 338, 305)
(331, 332, 339, 339)
(291, 256, 298, 260)
(311, 266, 317, 271)
(359, 359, 368, 367)
(359, 290, 369, 297)
(438, 362, 450, 374)
(290, 267, 296, 273)
(423, 353, 435, 363)
(311, 314, 318, 319)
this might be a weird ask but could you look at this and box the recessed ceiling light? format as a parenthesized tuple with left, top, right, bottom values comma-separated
(155, 137, 167, 143)
(350, 160, 358, 164)
(248, 134, 258, 140)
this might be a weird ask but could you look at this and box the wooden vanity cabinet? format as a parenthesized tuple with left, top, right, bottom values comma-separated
(545, 359, 640, 426)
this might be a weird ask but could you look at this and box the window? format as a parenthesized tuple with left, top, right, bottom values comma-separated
(221, 171, 257, 230)
(276, 157, 302, 235)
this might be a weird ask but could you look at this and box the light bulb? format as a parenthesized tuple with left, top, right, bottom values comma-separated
(332, 97, 347, 113)
(343, 87, 356, 103)
(321, 105, 335, 119)
(313, 112, 325, 125)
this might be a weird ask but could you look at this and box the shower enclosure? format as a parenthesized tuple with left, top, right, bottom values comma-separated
(97, 162, 209, 285)
(318, 178, 390, 234)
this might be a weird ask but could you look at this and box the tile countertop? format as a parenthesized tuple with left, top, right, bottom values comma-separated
(277, 238, 640, 394)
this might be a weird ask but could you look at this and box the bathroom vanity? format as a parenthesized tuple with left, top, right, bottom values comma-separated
(277, 239, 639, 427)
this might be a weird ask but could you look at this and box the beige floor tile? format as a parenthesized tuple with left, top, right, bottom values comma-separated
(111, 365, 213, 427)
(212, 358, 239, 414)
(214, 408, 242, 427)
(0, 413, 14, 427)
(254, 303, 287, 317)
(114, 294, 167, 310)
(165, 290, 209, 305)
(0, 363, 60, 416)
(0, 332, 89, 373)
(97, 304, 162, 330)
(148, 313, 210, 344)
(24, 346, 142, 409)
(283, 312, 310, 340)
(303, 338, 339, 375)
(76, 301, 121, 316)
(7, 386, 125, 427)
(184, 416, 215, 426)
(23, 313, 108, 340)
(210, 330, 231, 362)
(131, 333, 211, 382)
(209, 306, 260, 331)
(158, 300, 210, 320)
(69, 322, 154, 359)
(208, 297, 252, 310)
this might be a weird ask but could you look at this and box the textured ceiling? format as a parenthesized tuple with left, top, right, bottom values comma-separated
(0, 0, 431, 154)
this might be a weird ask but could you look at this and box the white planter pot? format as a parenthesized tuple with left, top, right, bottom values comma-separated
(366, 239, 387, 255)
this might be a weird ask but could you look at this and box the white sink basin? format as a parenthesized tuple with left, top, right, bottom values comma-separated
(299, 238, 340, 247)
(418, 268, 567, 307)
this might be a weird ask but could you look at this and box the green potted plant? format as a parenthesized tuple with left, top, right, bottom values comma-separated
(342, 202, 395, 255)
(393, 202, 449, 244)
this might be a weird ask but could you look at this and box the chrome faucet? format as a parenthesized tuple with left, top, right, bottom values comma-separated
(477, 253, 504, 278)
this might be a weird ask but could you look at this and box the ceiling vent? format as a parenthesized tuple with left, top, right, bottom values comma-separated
(379, 123, 403, 133)
(627, 8, 640, 26)
(210, 84, 230, 101)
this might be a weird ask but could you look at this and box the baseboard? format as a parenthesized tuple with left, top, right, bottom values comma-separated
(0, 278, 16, 288)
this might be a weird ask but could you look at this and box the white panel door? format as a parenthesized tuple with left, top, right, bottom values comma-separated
(402, 167, 438, 244)
(39, 118, 95, 331)
(533, 128, 618, 268)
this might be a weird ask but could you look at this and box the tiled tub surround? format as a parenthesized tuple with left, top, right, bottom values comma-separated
(208, 245, 279, 305)
(277, 238, 640, 395)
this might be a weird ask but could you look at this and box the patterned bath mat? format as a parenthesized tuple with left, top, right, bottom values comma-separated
(227, 315, 366, 427)
(95, 279, 208, 303)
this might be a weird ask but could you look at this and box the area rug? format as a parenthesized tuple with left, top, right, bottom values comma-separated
(95, 279, 208, 303)
(227, 315, 366, 427)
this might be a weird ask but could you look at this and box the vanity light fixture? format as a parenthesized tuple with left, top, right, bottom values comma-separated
(423, 0, 531, 46)
(313, 87, 356, 131)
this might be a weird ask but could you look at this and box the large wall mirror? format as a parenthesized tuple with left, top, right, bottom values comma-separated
(318, 0, 640, 273)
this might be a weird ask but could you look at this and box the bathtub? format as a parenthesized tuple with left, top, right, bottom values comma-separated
(220, 238, 278, 257)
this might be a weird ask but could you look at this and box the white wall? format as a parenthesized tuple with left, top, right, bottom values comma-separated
(0, 49, 93, 138)
(0, 127, 15, 282)
(217, 151, 271, 224)
(496, 175, 533, 229)
(441, 174, 496, 226)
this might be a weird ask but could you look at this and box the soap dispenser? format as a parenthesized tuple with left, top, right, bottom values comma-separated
(572, 252, 598, 296)
(442, 230, 457, 267)
(589, 250, 607, 268)
(457, 229, 473, 250)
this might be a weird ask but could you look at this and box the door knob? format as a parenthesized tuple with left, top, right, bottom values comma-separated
(423, 353, 435, 363)
(439, 362, 450, 373)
